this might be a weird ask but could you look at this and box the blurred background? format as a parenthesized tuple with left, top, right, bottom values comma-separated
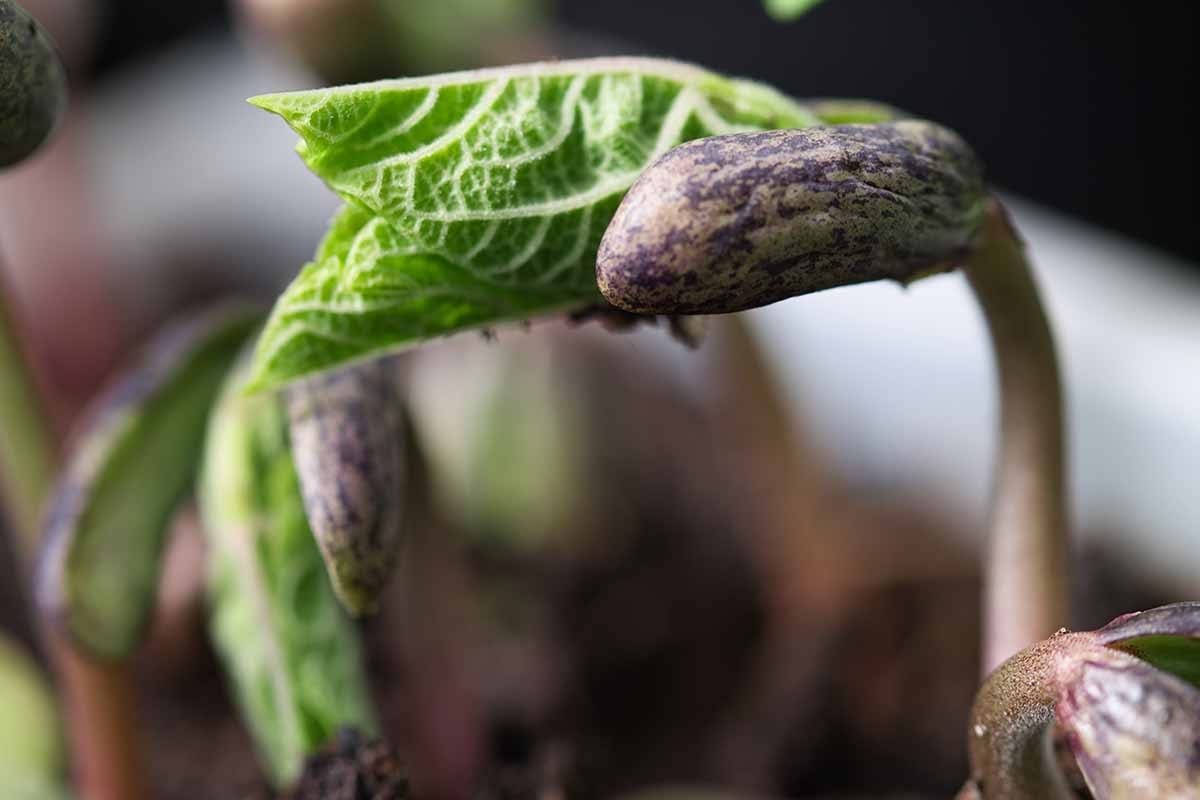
(1, 0, 1196, 797)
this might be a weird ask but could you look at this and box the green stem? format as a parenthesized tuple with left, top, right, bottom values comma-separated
(963, 199, 1068, 675)
(0, 287, 55, 559)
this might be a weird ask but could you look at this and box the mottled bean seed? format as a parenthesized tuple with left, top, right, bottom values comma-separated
(286, 358, 408, 616)
(597, 120, 987, 315)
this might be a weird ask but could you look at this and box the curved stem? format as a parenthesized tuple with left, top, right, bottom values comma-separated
(963, 199, 1068, 675)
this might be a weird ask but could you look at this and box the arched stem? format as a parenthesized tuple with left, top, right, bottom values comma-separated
(963, 199, 1068, 675)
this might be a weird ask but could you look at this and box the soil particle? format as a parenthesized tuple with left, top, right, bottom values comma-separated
(280, 729, 410, 800)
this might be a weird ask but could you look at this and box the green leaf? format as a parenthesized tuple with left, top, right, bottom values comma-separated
(0, 633, 68, 800)
(247, 57, 830, 390)
(35, 302, 261, 661)
(409, 338, 592, 554)
(763, 0, 827, 22)
(1111, 636, 1200, 690)
(0, 292, 56, 551)
(379, 0, 550, 75)
(200, 350, 376, 787)
(1097, 601, 1200, 688)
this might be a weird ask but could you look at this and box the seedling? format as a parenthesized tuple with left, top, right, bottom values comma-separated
(242, 58, 892, 392)
(594, 121, 1064, 673)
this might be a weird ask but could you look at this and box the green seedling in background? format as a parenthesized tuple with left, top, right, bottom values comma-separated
(762, 0, 826, 22)
(0, 633, 68, 800)
(408, 339, 593, 555)
(36, 303, 261, 660)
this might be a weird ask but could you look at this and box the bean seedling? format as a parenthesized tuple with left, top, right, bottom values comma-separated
(1, 1, 1196, 797)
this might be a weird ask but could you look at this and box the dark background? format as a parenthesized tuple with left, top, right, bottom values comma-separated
(90, 0, 1197, 265)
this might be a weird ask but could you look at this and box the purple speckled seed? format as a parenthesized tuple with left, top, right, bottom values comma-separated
(287, 358, 408, 615)
(596, 120, 987, 315)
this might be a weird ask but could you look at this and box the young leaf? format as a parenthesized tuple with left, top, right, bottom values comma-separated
(35, 302, 261, 661)
(248, 57, 836, 390)
(200, 350, 376, 787)
(763, 0, 827, 22)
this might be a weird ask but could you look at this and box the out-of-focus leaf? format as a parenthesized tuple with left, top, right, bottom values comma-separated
(0, 293, 55, 551)
(287, 357, 409, 616)
(0, 633, 68, 800)
(36, 303, 261, 661)
(762, 0, 826, 22)
(380, 0, 551, 75)
(408, 337, 591, 553)
(200, 350, 376, 787)
(248, 57, 843, 390)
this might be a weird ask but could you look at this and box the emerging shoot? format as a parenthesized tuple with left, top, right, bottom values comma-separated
(596, 121, 1067, 673)
(961, 602, 1200, 799)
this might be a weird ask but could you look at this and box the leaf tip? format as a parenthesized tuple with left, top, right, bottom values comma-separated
(247, 93, 286, 115)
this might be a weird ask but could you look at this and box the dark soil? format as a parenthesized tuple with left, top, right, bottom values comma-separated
(281, 730, 410, 800)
